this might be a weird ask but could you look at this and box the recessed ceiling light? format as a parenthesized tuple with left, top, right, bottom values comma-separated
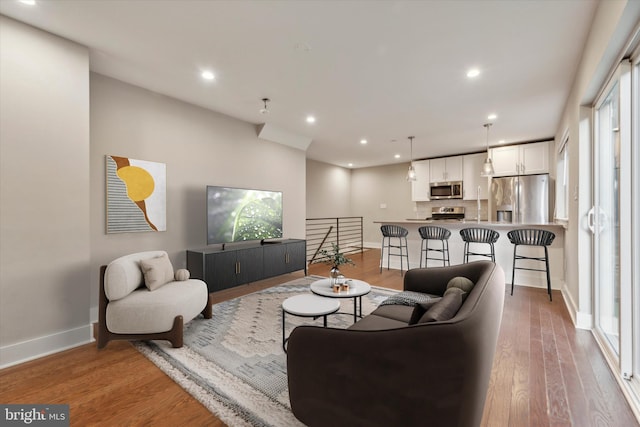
(487, 113, 497, 120)
(360, 139, 367, 145)
(306, 115, 316, 124)
(394, 154, 401, 159)
(18, 0, 36, 5)
(467, 68, 480, 78)
(499, 139, 506, 144)
(348, 163, 354, 167)
(201, 70, 215, 80)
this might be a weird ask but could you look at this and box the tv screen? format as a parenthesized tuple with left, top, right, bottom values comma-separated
(207, 186, 283, 245)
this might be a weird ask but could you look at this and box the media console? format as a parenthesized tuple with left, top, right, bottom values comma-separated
(187, 239, 307, 293)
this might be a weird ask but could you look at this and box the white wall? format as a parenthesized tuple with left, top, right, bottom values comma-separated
(306, 161, 414, 248)
(306, 159, 352, 218)
(554, 0, 640, 328)
(90, 74, 307, 319)
(351, 163, 414, 247)
(0, 16, 91, 367)
(0, 17, 307, 367)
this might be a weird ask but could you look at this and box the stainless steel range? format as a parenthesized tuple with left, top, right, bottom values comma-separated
(429, 206, 465, 221)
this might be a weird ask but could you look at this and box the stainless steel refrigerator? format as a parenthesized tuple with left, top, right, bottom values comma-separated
(490, 173, 550, 223)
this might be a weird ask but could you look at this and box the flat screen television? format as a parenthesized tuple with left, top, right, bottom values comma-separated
(206, 186, 283, 245)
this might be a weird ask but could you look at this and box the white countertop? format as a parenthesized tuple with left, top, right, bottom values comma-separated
(374, 219, 565, 229)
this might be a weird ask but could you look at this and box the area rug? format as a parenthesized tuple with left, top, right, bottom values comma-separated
(135, 275, 397, 426)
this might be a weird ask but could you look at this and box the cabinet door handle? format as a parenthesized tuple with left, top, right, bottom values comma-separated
(235, 261, 240, 274)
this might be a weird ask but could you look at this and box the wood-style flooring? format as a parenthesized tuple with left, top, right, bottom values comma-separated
(1, 249, 637, 426)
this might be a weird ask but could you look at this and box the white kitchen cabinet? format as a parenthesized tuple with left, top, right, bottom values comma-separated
(490, 141, 549, 176)
(429, 156, 463, 182)
(411, 160, 430, 201)
(462, 152, 489, 200)
(520, 142, 549, 174)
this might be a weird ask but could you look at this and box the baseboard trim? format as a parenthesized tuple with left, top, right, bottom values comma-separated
(560, 283, 592, 330)
(0, 324, 94, 369)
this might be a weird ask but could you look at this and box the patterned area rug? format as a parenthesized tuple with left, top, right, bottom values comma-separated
(135, 275, 397, 426)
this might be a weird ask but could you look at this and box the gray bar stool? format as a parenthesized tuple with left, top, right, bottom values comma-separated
(380, 225, 410, 273)
(418, 225, 451, 267)
(507, 228, 556, 301)
(459, 227, 500, 263)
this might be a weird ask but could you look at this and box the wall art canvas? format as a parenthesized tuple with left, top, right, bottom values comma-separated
(106, 155, 166, 233)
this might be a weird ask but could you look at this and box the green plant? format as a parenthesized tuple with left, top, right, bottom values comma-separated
(319, 243, 355, 268)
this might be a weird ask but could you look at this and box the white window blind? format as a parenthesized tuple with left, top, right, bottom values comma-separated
(555, 137, 569, 221)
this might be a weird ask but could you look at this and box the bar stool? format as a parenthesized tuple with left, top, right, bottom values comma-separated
(418, 225, 451, 267)
(459, 227, 500, 263)
(507, 228, 556, 301)
(380, 225, 410, 273)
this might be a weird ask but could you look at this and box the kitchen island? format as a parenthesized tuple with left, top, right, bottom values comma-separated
(374, 219, 565, 292)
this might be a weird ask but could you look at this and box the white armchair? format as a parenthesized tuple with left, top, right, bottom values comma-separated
(97, 251, 212, 349)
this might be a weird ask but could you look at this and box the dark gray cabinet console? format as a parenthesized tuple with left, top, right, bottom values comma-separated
(187, 239, 307, 293)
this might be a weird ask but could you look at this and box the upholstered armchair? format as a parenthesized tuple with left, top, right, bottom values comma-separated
(97, 250, 213, 349)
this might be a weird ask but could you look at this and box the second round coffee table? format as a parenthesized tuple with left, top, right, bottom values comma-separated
(282, 293, 340, 352)
(310, 278, 372, 324)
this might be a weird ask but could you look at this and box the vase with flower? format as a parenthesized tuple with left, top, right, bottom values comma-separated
(318, 243, 355, 283)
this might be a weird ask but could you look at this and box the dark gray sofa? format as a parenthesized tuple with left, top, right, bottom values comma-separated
(286, 261, 505, 427)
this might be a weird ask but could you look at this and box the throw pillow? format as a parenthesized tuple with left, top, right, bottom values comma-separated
(139, 253, 174, 291)
(446, 276, 474, 295)
(174, 269, 190, 281)
(444, 286, 468, 302)
(408, 298, 441, 325)
(419, 288, 464, 323)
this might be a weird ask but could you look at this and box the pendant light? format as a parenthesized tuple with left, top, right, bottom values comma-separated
(260, 98, 270, 114)
(406, 136, 416, 182)
(480, 123, 495, 177)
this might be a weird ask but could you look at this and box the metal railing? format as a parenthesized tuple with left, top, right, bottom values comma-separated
(306, 217, 364, 264)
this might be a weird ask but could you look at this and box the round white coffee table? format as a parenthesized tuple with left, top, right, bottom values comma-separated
(310, 278, 372, 324)
(281, 294, 340, 352)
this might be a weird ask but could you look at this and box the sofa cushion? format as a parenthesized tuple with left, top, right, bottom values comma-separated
(408, 298, 441, 325)
(419, 288, 464, 323)
(446, 276, 474, 293)
(370, 304, 415, 323)
(347, 314, 407, 331)
(140, 253, 175, 291)
(106, 279, 207, 334)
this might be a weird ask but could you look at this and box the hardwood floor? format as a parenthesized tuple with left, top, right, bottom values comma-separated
(1, 249, 636, 426)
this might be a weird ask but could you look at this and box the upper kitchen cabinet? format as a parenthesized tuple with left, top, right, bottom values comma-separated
(429, 156, 463, 182)
(462, 152, 489, 200)
(489, 141, 550, 176)
(411, 159, 430, 201)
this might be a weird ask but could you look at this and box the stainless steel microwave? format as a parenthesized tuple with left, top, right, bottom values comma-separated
(430, 181, 463, 199)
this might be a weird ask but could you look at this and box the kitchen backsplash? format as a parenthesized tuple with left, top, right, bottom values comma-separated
(413, 199, 489, 221)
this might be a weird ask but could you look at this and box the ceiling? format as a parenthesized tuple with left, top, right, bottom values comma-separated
(0, 0, 598, 168)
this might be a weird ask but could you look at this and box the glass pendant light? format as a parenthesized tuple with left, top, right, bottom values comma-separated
(480, 123, 495, 177)
(406, 136, 416, 181)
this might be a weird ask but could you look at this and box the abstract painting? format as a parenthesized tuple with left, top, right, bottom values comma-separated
(106, 155, 166, 233)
